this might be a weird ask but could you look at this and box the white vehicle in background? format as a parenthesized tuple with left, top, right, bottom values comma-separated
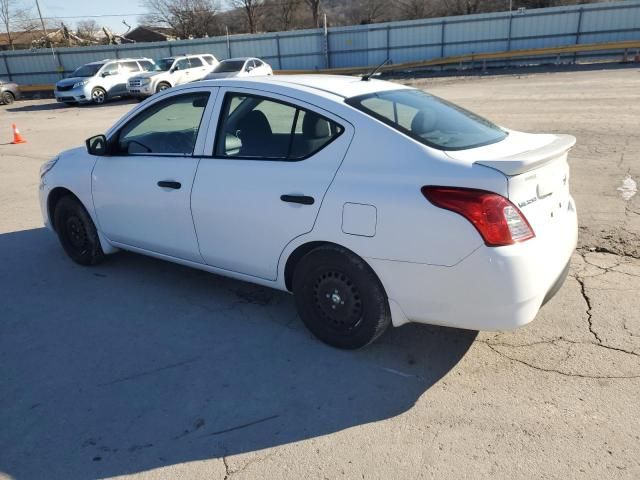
(203, 57, 273, 79)
(54, 58, 155, 105)
(127, 54, 218, 98)
(39, 75, 577, 349)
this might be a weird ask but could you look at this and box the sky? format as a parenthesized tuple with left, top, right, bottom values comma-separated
(35, 0, 151, 34)
(35, 1, 235, 34)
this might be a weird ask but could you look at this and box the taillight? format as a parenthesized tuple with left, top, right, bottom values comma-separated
(421, 186, 535, 247)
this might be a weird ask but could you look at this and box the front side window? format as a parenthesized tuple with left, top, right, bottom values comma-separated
(101, 63, 119, 76)
(215, 93, 343, 160)
(175, 59, 190, 71)
(116, 92, 210, 155)
(346, 89, 507, 151)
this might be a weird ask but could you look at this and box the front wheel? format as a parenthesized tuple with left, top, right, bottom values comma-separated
(1, 91, 15, 105)
(292, 245, 391, 349)
(156, 82, 170, 93)
(53, 196, 105, 266)
(91, 87, 106, 105)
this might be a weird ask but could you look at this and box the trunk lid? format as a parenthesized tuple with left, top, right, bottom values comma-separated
(446, 131, 576, 239)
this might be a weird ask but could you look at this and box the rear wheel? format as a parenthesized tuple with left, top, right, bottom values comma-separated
(53, 196, 105, 266)
(91, 87, 106, 105)
(292, 245, 391, 349)
(1, 91, 15, 105)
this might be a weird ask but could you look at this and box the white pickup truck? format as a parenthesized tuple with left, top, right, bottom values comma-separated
(127, 54, 218, 98)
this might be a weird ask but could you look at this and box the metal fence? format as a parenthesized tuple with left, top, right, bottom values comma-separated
(1, 0, 639, 85)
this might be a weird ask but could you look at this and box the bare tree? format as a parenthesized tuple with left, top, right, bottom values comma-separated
(396, 0, 435, 19)
(268, 0, 299, 31)
(229, 0, 263, 34)
(144, 0, 221, 38)
(304, 0, 321, 28)
(76, 19, 100, 41)
(441, 0, 483, 15)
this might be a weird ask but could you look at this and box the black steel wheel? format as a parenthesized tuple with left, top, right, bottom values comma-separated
(53, 196, 105, 265)
(293, 245, 391, 349)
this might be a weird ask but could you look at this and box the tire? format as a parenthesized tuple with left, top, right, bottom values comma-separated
(292, 245, 391, 349)
(156, 82, 171, 93)
(1, 91, 15, 105)
(53, 196, 105, 266)
(91, 87, 107, 105)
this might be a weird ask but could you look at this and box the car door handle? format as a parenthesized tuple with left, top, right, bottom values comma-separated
(157, 180, 181, 189)
(281, 194, 314, 205)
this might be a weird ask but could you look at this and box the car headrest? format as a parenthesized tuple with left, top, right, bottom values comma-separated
(238, 110, 272, 138)
(411, 110, 437, 135)
(302, 113, 330, 139)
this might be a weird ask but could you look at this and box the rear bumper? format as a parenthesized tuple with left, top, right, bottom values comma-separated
(368, 196, 578, 331)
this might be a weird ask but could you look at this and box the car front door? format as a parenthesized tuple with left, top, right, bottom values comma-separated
(191, 89, 353, 280)
(99, 62, 120, 96)
(171, 58, 191, 86)
(92, 87, 217, 262)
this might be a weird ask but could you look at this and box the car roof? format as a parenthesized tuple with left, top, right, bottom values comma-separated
(222, 57, 253, 62)
(196, 74, 410, 100)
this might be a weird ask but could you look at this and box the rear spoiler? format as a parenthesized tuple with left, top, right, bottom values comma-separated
(475, 134, 576, 176)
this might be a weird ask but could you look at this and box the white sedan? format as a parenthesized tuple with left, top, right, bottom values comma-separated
(203, 57, 273, 80)
(39, 75, 577, 349)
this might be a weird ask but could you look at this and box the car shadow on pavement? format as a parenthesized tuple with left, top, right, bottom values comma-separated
(6, 98, 138, 113)
(0, 228, 477, 480)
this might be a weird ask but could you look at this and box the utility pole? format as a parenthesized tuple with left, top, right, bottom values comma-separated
(34, 0, 60, 74)
(34, 0, 48, 39)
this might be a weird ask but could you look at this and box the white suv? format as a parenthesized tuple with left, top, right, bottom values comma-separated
(54, 58, 155, 105)
(127, 54, 218, 98)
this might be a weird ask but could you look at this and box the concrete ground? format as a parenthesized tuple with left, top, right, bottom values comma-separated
(0, 67, 638, 480)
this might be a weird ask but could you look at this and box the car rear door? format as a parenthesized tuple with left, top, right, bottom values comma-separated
(92, 87, 218, 262)
(191, 88, 353, 280)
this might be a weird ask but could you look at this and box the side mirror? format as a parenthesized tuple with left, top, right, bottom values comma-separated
(86, 134, 108, 156)
(246, 66, 254, 72)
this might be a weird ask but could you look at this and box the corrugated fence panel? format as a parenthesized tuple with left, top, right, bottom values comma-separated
(579, 5, 640, 44)
(390, 22, 443, 63)
(278, 31, 325, 70)
(0, 0, 638, 84)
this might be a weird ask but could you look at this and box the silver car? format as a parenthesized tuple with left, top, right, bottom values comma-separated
(54, 58, 155, 105)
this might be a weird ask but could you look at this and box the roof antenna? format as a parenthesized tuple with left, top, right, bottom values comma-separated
(361, 58, 390, 81)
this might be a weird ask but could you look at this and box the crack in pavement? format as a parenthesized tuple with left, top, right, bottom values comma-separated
(200, 414, 280, 438)
(482, 343, 640, 380)
(97, 356, 202, 386)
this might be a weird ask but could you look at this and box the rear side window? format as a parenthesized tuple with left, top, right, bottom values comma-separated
(346, 89, 507, 151)
(215, 93, 343, 160)
(189, 57, 204, 67)
(121, 61, 140, 72)
(202, 55, 216, 65)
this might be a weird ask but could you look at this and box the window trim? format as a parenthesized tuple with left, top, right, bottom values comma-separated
(345, 89, 508, 152)
(111, 91, 211, 157)
(211, 91, 345, 163)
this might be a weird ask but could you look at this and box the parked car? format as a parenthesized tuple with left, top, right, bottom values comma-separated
(39, 75, 577, 349)
(54, 58, 155, 105)
(203, 57, 272, 79)
(0, 78, 20, 105)
(127, 54, 218, 98)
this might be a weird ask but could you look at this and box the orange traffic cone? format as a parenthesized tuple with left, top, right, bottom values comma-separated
(11, 123, 27, 144)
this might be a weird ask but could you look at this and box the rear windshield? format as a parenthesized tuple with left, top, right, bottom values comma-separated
(213, 60, 245, 73)
(346, 89, 507, 151)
